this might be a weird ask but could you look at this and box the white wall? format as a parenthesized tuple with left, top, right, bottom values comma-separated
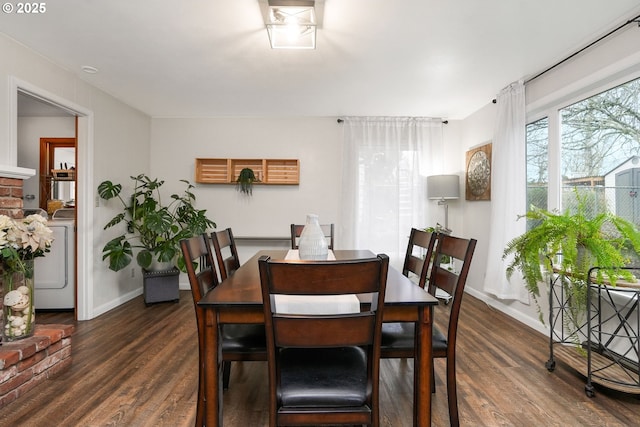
(150, 117, 343, 275)
(89, 94, 151, 316)
(17, 116, 76, 209)
(456, 103, 495, 296)
(151, 117, 342, 236)
(0, 33, 151, 320)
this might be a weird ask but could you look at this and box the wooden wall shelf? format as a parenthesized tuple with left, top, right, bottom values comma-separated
(195, 158, 299, 185)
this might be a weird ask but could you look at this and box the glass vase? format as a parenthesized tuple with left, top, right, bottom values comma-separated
(1, 259, 36, 341)
(298, 214, 329, 260)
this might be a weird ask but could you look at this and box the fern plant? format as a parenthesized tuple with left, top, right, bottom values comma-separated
(503, 190, 640, 328)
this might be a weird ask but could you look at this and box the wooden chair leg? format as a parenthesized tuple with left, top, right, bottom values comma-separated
(431, 362, 436, 393)
(196, 362, 205, 426)
(446, 355, 459, 427)
(222, 361, 232, 390)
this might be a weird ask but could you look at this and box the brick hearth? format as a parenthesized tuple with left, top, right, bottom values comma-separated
(0, 324, 74, 407)
(1, 172, 75, 407)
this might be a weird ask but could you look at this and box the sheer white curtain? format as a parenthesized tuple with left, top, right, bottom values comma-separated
(483, 81, 529, 302)
(339, 117, 442, 267)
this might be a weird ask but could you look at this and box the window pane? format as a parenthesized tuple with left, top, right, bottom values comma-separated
(560, 77, 640, 223)
(356, 147, 424, 260)
(526, 117, 549, 229)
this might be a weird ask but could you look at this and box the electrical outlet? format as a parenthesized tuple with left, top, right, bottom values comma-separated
(95, 194, 100, 207)
(131, 268, 135, 278)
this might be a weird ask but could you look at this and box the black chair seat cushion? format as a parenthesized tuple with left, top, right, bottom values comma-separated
(278, 346, 369, 408)
(221, 324, 266, 353)
(381, 322, 447, 352)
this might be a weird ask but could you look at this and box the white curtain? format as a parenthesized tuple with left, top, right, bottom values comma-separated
(339, 117, 442, 268)
(483, 82, 529, 303)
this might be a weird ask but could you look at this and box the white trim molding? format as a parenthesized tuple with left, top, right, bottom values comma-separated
(0, 164, 35, 179)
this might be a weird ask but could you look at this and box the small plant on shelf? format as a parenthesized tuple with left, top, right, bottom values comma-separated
(236, 168, 258, 195)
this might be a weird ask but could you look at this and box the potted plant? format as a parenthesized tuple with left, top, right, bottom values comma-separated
(502, 190, 640, 332)
(1, 214, 53, 340)
(98, 174, 216, 273)
(236, 167, 258, 195)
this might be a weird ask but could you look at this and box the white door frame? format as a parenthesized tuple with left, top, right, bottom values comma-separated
(10, 76, 95, 321)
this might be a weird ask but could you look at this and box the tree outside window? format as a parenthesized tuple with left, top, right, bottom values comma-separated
(526, 76, 640, 227)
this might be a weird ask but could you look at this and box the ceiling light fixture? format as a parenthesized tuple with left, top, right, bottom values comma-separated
(266, 0, 316, 49)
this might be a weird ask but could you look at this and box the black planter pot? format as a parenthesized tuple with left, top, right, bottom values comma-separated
(142, 267, 180, 306)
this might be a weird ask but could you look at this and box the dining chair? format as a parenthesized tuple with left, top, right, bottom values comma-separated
(258, 254, 389, 427)
(210, 227, 241, 281)
(403, 227, 438, 289)
(180, 234, 267, 425)
(380, 233, 476, 427)
(380, 227, 437, 357)
(290, 223, 335, 250)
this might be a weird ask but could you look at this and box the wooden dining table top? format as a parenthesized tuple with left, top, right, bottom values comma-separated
(198, 249, 439, 310)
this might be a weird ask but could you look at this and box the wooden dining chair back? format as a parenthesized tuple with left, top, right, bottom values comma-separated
(402, 227, 438, 289)
(211, 227, 241, 281)
(428, 234, 477, 341)
(290, 223, 335, 250)
(180, 234, 218, 427)
(427, 234, 476, 427)
(380, 228, 437, 359)
(380, 232, 476, 427)
(181, 234, 267, 425)
(258, 254, 389, 427)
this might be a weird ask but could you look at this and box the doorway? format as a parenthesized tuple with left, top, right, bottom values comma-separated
(39, 137, 77, 213)
(18, 98, 77, 314)
(13, 77, 94, 320)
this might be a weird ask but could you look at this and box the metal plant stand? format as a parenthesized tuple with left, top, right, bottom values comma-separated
(545, 270, 592, 374)
(585, 267, 640, 397)
(546, 266, 640, 397)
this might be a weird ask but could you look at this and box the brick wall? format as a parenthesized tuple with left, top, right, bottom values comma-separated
(0, 177, 24, 218)
(0, 324, 74, 407)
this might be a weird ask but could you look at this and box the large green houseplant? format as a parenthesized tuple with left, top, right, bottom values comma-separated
(503, 191, 640, 329)
(98, 174, 216, 272)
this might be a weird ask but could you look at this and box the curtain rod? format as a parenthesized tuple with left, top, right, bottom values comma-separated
(492, 13, 640, 103)
(524, 14, 640, 85)
(336, 118, 449, 124)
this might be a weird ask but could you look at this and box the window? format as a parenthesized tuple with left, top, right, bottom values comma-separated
(526, 76, 640, 226)
(526, 117, 548, 229)
(340, 117, 440, 268)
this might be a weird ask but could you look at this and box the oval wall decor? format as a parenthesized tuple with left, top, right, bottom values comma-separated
(465, 142, 492, 201)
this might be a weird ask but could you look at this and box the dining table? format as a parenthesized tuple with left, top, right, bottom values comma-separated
(198, 249, 439, 427)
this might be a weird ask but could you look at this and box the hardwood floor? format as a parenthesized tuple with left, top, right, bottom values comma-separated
(1, 291, 638, 426)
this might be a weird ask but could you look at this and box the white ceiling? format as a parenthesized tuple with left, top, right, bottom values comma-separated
(3, 0, 640, 120)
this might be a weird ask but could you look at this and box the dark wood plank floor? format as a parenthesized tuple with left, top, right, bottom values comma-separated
(1, 291, 638, 426)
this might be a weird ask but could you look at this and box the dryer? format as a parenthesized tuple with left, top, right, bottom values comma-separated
(34, 218, 75, 309)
